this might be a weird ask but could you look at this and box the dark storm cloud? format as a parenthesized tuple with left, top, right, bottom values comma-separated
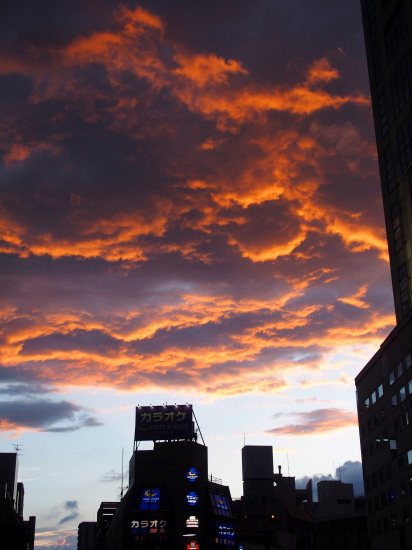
(0, 398, 103, 432)
(0, 383, 53, 396)
(57, 500, 79, 525)
(20, 329, 123, 356)
(138, 0, 367, 86)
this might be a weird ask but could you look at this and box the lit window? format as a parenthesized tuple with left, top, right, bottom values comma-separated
(401, 481, 408, 497)
(400, 386, 406, 402)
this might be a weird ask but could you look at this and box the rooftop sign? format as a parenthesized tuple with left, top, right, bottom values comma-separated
(134, 404, 194, 442)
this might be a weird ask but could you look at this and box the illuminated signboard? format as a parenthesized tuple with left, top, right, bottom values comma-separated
(186, 468, 199, 482)
(216, 522, 235, 546)
(134, 404, 194, 441)
(211, 493, 231, 516)
(186, 492, 199, 506)
(130, 518, 168, 542)
(186, 516, 199, 528)
(140, 488, 160, 510)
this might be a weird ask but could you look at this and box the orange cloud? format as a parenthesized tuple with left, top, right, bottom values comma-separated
(267, 408, 358, 436)
(306, 58, 340, 84)
(338, 284, 370, 309)
(4, 141, 60, 166)
(0, 3, 394, 404)
(173, 52, 248, 86)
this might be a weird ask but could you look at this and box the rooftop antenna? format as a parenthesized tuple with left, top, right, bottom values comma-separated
(287, 450, 290, 477)
(243, 432, 246, 446)
(13, 444, 24, 456)
(120, 447, 124, 499)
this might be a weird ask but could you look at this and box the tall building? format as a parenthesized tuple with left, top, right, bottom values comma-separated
(86, 404, 237, 549)
(0, 452, 36, 550)
(360, 0, 412, 322)
(356, 1, 412, 549)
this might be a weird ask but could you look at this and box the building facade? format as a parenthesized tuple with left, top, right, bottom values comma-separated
(360, 0, 412, 322)
(356, 0, 412, 548)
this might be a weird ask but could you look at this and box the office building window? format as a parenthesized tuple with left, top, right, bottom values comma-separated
(391, 205, 403, 252)
(399, 454, 407, 469)
(372, 42, 383, 84)
(400, 386, 407, 402)
(385, 2, 408, 65)
(398, 113, 412, 174)
(376, 518, 383, 534)
(401, 480, 408, 497)
(398, 263, 410, 314)
(395, 411, 410, 432)
(378, 93, 389, 136)
(384, 147, 396, 192)
(390, 49, 412, 118)
(404, 506, 411, 523)
(366, 0, 377, 35)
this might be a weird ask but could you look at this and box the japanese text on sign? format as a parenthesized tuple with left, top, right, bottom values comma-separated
(134, 405, 194, 441)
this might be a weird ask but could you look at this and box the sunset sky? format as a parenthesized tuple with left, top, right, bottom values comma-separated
(0, 0, 395, 547)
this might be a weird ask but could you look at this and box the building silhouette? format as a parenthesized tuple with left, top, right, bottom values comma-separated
(78, 521, 97, 550)
(356, 0, 412, 548)
(78, 412, 370, 549)
(0, 452, 36, 550)
(234, 445, 368, 550)
(84, 405, 236, 549)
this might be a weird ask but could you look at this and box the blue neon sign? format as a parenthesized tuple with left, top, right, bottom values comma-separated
(186, 492, 199, 506)
(186, 468, 199, 482)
